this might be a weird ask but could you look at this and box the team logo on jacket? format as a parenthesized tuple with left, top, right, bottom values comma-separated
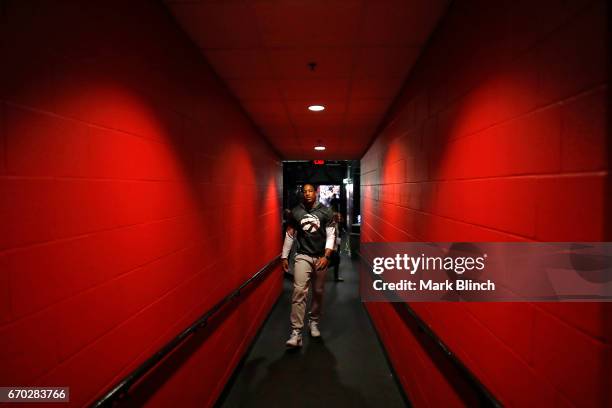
(301, 214, 320, 233)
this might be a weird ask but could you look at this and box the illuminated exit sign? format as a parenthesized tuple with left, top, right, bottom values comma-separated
(313, 160, 325, 165)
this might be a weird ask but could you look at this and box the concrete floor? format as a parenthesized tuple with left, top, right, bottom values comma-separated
(217, 254, 408, 408)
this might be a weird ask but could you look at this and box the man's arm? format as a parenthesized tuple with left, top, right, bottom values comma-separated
(316, 213, 337, 270)
(281, 225, 296, 272)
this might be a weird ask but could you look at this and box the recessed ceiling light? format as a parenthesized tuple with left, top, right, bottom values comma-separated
(308, 105, 325, 112)
(314, 145, 326, 151)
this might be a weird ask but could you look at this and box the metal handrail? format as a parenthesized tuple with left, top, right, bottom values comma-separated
(357, 250, 502, 407)
(93, 256, 280, 407)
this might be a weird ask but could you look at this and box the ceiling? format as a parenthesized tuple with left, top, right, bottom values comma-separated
(164, 0, 449, 159)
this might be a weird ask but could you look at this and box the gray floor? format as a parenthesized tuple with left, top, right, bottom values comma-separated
(217, 254, 408, 408)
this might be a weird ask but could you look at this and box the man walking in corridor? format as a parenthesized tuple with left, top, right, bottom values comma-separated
(281, 183, 336, 348)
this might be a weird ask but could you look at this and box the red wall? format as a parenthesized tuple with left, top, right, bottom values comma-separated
(362, 0, 610, 406)
(0, 2, 282, 406)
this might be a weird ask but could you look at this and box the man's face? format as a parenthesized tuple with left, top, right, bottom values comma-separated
(302, 184, 316, 204)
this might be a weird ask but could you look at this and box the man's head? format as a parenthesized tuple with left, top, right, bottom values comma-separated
(302, 183, 317, 206)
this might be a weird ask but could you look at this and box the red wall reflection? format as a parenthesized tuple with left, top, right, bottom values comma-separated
(0, 2, 282, 406)
(362, 1, 609, 406)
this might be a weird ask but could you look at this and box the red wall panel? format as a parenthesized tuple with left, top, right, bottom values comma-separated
(362, 0, 609, 406)
(0, 1, 282, 406)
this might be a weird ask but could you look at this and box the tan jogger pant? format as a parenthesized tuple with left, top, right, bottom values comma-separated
(290, 253, 328, 330)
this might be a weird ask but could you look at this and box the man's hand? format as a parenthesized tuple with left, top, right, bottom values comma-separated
(316, 249, 333, 270)
(315, 256, 329, 271)
(281, 258, 289, 272)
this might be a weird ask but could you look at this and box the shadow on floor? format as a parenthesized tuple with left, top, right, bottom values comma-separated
(217, 254, 408, 408)
(228, 339, 367, 408)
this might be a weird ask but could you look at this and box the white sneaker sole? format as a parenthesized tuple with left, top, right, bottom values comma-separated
(285, 338, 303, 348)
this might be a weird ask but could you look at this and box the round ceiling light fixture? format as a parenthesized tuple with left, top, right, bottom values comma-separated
(314, 140, 326, 151)
(308, 105, 325, 112)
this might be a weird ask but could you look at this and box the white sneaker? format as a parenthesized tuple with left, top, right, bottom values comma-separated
(309, 321, 321, 338)
(285, 329, 303, 348)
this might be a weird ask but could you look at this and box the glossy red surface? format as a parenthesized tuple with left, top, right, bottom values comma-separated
(362, 1, 609, 406)
(0, 2, 282, 406)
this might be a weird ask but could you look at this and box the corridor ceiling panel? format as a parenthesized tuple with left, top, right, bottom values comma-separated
(164, 0, 449, 159)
